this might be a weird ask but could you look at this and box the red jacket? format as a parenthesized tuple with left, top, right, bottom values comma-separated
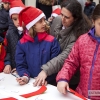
(0, 38, 7, 72)
(56, 28, 100, 100)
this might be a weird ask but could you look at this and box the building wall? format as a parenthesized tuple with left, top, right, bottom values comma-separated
(25, 0, 36, 7)
(25, 0, 99, 7)
(85, 0, 99, 4)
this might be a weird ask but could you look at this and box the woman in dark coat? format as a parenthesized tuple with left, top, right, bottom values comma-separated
(36, 0, 54, 20)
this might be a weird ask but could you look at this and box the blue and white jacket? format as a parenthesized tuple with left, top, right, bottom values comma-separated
(15, 32, 60, 79)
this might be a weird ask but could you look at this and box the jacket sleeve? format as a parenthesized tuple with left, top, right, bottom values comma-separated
(41, 37, 76, 76)
(51, 38, 60, 59)
(56, 39, 80, 82)
(15, 41, 30, 77)
(4, 32, 11, 66)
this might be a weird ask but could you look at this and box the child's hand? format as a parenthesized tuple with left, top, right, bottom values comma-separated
(33, 70, 47, 86)
(16, 76, 29, 85)
(3, 65, 11, 74)
(57, 81, 69, 95)
(11, 68, 17, 73)
(48, 17, 53, 22)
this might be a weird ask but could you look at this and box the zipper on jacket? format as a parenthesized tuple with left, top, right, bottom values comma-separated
(88, 43, 99, 99)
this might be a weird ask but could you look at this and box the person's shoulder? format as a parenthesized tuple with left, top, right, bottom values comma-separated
(77, 33, 89, 42)
(6, 28, 16, 35)
(44, 34, 55, 42)
(51, 15, 62, 28)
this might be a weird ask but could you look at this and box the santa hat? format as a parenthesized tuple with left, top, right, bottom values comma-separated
(2, 0, 10, 3)
(19, 6, 45, 30)
(9, 0, 25, 17)
(51, 8, 61, 17)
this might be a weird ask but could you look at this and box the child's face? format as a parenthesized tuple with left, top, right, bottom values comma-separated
(12, 14, 19, 28)
(34, 17, 46, 33)
(93, 18, 100, 37)
(3, 2, 10, 10)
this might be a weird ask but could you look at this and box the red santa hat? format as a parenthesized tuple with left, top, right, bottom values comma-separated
(9, 0, 25, 17)
(2, 0, 10, 3)
(51, 8, 61, 17)
(19, 6, 45, 30)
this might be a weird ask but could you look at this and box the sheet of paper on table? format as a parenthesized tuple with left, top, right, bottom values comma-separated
(0, 73, 85, 100)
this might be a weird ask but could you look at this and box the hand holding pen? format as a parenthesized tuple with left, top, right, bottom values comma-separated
(16, 76, 29, 85)
(11, 72, 29, 85)
(57, 81, 87, 100)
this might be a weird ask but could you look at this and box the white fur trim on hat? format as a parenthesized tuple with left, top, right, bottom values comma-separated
(17, 26, 23, 32)
(51, 13, 58, 17)
(26, 13, 45, 30)
(9, 7, 24, 17)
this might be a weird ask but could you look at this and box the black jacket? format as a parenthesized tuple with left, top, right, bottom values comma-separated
(36, 0, 52, 19)
(4, 26, 23, 69)
(84, 2, 96, 17)
(0, 8, 14, 38)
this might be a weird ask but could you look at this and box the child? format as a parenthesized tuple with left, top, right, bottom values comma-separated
(84, 0, 96, 18)
(0, 0, 10, 38)
(48, 8, 61, 25)
(3, 0, 25, 74)
(56, 4, 100, 100)
(15, 6, 60, 85)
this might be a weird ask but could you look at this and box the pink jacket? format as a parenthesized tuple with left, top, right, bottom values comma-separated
(56, 28, 100, 100)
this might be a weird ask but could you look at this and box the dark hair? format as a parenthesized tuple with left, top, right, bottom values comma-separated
(61, 0, 92, 38)
(90, 0, 93, 2)
(92, 4, 100, 21)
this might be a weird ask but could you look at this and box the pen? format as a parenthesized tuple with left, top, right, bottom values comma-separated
(11, 73, 19, 78)
(11, 73, 26, 83)
(67, 90, 75, 94)
(68, 88, 87, 100)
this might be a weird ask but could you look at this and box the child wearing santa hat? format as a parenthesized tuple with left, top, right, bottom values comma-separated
(15, 6, 60, 86)
(3, 0, 25, 74)
(0, 0, 10, 72)
(48, 8, 61, 25)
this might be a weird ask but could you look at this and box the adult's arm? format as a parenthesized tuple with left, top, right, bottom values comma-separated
(41, 37, 76, 76)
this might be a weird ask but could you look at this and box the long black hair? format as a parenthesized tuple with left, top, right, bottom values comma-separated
(61, 0, 92, 38)
(92, 4, 100, 21)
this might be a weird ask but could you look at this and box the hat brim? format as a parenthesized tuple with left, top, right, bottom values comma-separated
(9, 7, 24, 17)
(26, 13, 45, 30)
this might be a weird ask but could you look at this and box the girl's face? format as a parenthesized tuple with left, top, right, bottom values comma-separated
(93, 18, 100, 37)
(3, 2, 10, 10)
(61, 7, 75, 28)
(12, 14, 19, 28)
(34, 17, 46, 32)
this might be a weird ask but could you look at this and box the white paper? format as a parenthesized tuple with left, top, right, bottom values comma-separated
(0, 76, 5, 81)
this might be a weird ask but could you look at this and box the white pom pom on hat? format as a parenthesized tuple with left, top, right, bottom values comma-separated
(17, 26, 23, 32)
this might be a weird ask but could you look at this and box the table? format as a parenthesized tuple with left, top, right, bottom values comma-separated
(0, 72, 84, 100)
